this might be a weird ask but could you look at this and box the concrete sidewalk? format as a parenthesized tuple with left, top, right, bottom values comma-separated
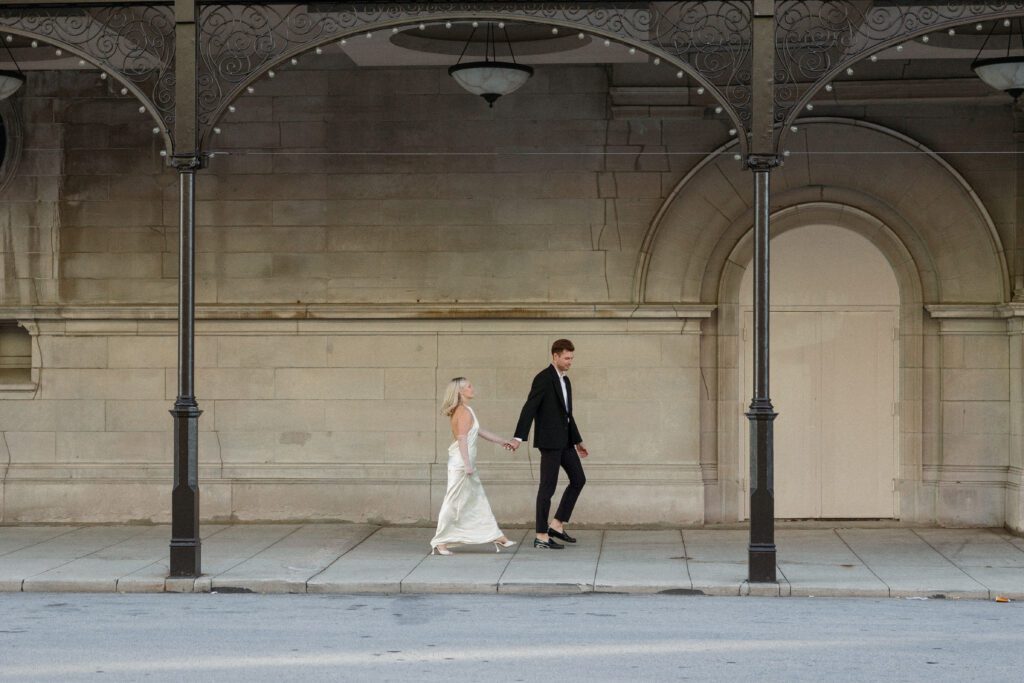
(0, 524, 1022, 599)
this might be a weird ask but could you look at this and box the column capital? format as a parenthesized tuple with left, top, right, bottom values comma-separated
(170, 154, 206, 172)
(745, 153, 781, 172)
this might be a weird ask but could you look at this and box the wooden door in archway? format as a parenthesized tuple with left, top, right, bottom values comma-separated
(740, 225, 899, 519)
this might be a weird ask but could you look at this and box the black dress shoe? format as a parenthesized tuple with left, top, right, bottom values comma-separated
(533, 537, 564, 549)
(548, 527, 577, 543)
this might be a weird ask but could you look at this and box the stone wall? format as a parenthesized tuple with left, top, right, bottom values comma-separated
(0, 59, 1022, 529)
(1, 316, 703, 524)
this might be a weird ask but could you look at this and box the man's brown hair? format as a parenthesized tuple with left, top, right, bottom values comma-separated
(551, 338, 575, 355)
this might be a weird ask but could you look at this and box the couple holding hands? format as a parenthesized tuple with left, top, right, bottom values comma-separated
(431, 339, 589, 555)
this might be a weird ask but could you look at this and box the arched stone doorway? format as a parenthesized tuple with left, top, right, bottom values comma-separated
(738, 224, 900, 519)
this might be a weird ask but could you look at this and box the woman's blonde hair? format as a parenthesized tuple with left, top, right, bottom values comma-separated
(441, 377, 469, 417)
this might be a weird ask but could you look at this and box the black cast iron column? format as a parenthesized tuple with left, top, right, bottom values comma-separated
(746, 153, 779, 582)
(169, 157, 203, 577)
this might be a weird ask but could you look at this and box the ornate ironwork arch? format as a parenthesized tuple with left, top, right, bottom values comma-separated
(196, 2, 754, 152)
(774, 1, 1024, 152)
(0, 4, 176, 153)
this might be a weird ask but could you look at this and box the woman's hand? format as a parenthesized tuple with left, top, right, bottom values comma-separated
(501, 440, 516, 451)
(465, 466, 475, 476)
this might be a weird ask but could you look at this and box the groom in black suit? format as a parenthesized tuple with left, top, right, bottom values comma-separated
(512, 338, 589, 549)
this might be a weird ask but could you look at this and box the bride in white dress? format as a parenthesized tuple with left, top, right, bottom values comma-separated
(431, 377, 517, 555)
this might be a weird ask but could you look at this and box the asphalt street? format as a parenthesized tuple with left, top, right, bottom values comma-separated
(1, 593, 1022, 681)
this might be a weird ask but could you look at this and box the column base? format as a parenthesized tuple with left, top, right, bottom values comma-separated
(169, 540, 202, 578)
(748, 543, 777, 583)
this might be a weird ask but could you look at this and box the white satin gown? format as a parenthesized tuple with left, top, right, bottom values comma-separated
(431, 407, 504, 549)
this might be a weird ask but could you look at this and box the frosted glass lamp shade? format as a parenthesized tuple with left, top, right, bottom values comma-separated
(448, 61, 533, 106)
(973, 56, 1024, 100)
(0, 70, 24, 100)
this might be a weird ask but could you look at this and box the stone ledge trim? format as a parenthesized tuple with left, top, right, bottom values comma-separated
(0, 304, 716, 322)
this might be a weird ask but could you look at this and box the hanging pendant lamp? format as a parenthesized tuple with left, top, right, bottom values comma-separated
(448, 22, 533, 107)
(972, 18, 1024, 101)
(0, 38, 25, 100)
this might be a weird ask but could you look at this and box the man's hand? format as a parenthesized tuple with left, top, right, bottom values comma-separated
(576, 443, 589, 458)
(502, 440, 516, 451)
(509, 438, 522, 452)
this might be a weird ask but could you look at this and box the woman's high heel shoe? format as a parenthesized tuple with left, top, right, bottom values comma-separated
(493, 539, 517, 553)
(432, 546, 453, 556)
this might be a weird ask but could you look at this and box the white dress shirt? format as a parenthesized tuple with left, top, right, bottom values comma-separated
(554, 364, 569, 413)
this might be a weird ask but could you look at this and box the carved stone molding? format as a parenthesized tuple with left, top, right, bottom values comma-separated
(0, 97, 23, 195)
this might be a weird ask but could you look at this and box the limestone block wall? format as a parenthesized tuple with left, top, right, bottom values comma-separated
(52, 59, 695, 307)
(931, 319, 1011, 527)
(1, 59, 1023, 528)
(0, 315, 704, 524)
(1009, 318, 1024, 532)
(0, 74, 67, 307)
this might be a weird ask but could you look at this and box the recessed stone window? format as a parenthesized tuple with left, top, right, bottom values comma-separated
(0, 321, 31, 386)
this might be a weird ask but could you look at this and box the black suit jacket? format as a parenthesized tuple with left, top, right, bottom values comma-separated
(514, 365, 583, 450)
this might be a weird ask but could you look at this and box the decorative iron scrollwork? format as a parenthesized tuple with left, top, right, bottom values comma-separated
(775, 1, 1024, 146)
(0, 4, 175, 138)
(648, 2, 752, 127)
(196, 2, 753, 146)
